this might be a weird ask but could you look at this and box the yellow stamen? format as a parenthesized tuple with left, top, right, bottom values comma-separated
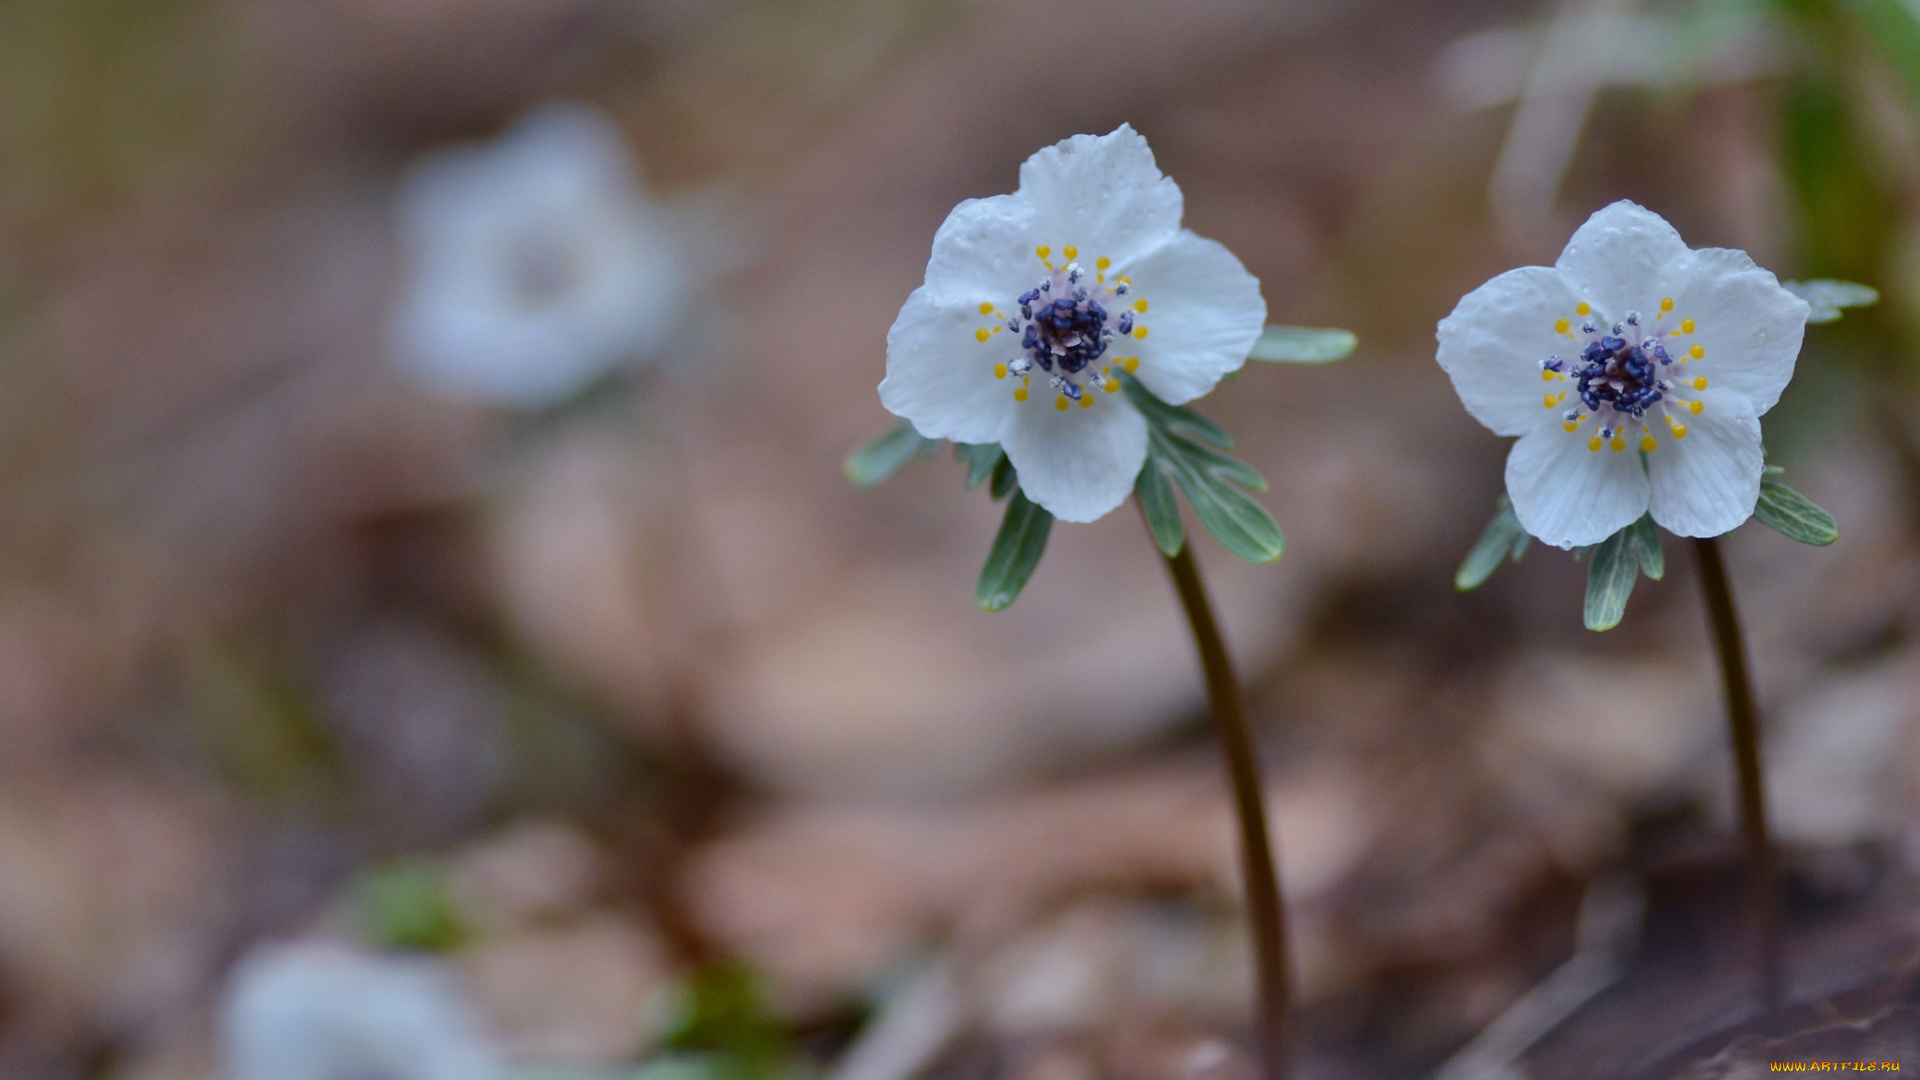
(1680, 318, 1696, 334)
(1078, 394, 1093, 409)
(1122, 357, 1139, 372)
(1659, 297, 1673, 317)
(1132, 326, 1148, 339)
(1641, 435, 1657, 452)
(1689, 400, 1703, 415)
(1691, 376, 1707, 390)
(1555, 318, 1570, 335)
(1063, 245, 1078, 261)
(1576, 302, 1592, 316)
(1035, 245, 1051, 261)
(1564, 420, 1581, 432)
(1104, 378, 1119, 393)
(1096, 257, 1111, 270)
(1543, 392, 1563, 408)
(978, 302, 995, 315)
(1054, 395, 1070, 412)
(1588, 437, 1603, 452)
(994, 362, 1008, 379)
(1610, 436, 1626, 451)
(1013, 386, 1028, 402)
(1672, 424, 1688, 438)
(1133, 299, 1148, 313)
(975, 327, 991, 342)
(1689, 344, 1704, 360)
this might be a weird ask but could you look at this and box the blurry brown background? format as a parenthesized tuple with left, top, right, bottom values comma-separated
(4, 0, 1920, 1077)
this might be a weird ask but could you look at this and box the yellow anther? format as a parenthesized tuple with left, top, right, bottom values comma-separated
(1013, 386, 1028, 402)
(979, 302, 995, 315)
(1096, 257, 1111, 270)
(1132, 326, 1148, 339)
(1063, 245, 1078, 260)
(1672, 424, 1688, 438)
(1576, 302, 1591, 316)
(1660, 297, 1674, 311)
(1055, 395, 1070, 412)
(1564, 420, 1581, 432)
(1078, 394, 1093, 409)
(1610, 436, 1626, 452)
(1555, 318, 1570, 335)
(1689, 344, 1704, 360)
(1689, 400, 1703, 415)
(1122, 357, 1139, 372)
(1543, 392, 1563, 408)
(1680, 318, 1696, 334)
(1641, 435, 1657, 452)
(1133, 299, 1149, 313)
(1691, 376, 1707, 390)
(1035, 245, 1051, 260)
(1104, 378, 1119, 393)
(975, 327, 991, 342)
(994, 362, 1008, 379)
(1588, 437, 1603, 452)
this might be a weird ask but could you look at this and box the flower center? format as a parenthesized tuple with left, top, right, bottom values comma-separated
(975, 245, 1150, 411)
(1537, 298, 1708, 453)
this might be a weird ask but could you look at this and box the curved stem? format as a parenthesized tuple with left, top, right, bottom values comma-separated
(1692, 535, 1782, 1011)
(1151, 520, 1292, 1079)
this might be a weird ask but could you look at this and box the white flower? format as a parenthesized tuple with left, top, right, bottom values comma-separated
(878, 125, 1266, 523)
(392, 103, 686, 408)
(1437, 200, 1810, 548)
(220, 940, 504, 1080)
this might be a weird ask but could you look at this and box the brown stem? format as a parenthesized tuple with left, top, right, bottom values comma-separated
(1692, 535, 1782, 1011)
(1151, 519, 1292, 1079)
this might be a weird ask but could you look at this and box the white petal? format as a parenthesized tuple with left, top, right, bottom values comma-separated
(1505, 425, 1650, 548)
(1665, 247, 1808, 417)
(1647, 391, 1763, 537)
(1122, 231, 1265, 405)
(1436, 266, 1582, 436)
(880, 287, 1017, 445)
(921, 194, 1039, 304)
(1553, 200, 1690, 320)
(1001, 393, 1149, 523)
(1016, 125, 1183, 269)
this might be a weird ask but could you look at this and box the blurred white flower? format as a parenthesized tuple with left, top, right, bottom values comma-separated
(392, 103, 687, 408)
(1436, 200, 1808, 548)
(221, 940, 505, 1080)
(879, 125, 1265, 522)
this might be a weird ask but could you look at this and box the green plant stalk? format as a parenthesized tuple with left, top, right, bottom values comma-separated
(1693, 535, 1782, 1012)
(1151, 510, 1292, 1079)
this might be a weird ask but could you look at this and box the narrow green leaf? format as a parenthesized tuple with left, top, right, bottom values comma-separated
(1455, 495, 1527, 591)
(976, 490, 1053, 611)
(844, 421, 937, 488)
(954, 443, 1004, 489)
(1119, 376, 1232, 448)
(1248, 325, 1357, 364)
(1753, 480, 1839, 545)
(1782, 278, 1880, 324)
(1164, 454, 1283, 564)
(1135, 450, 1184, 557)
(1629, 513, 1664, 580)
(1584, 527, 1640, 631)
(989, 455, 1017, 500)
(1164, 435, 1268, 492)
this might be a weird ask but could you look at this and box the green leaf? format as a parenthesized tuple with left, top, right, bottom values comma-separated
(350, 860, 466, 952)
(1782, 278, 1880, 324)
(1455, 495, 1530, 591)
(954, 442, 1004, 489)
(1248, 325, 1357, 364)
(1629, 512, 1664, 580)
(1161, 448, 1283, 564)
(1120, 377, 1232, 448)
(844, 421, 937, 487)
(1135, 448, 1185, 557)
(976, 490, 1053, 611)
(1584, 527, 1641, 632)
(989, 455, 1017, 500)
(1753, 480, 1839, 545)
